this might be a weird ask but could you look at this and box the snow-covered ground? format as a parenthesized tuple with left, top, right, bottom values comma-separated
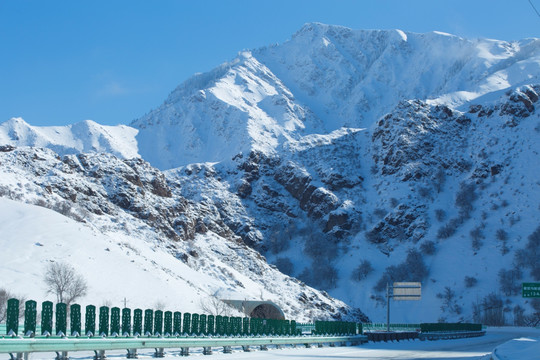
(8, 327, 539, 360)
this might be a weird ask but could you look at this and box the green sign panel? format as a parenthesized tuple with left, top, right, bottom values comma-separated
(522, 282, 540, 298)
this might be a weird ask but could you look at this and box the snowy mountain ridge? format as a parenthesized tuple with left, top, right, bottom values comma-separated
(1, 24, 539, 324)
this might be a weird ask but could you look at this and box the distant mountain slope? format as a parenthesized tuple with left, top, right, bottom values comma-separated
(0, 117, 139, 159)
(133, 23, 540, 169)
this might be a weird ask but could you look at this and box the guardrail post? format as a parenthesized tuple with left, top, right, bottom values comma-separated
(85, 305, 96, 336)
(154, 310, 163, 336)
(203, 346, 212, 355)
(122, 308, 131, 336)
(164, 311, 172, 336)
(126, 348, 138, 359)
(144, 309, 153, 336)
(93, 350, 106, 360)
(24, 300, 37, 336)
(41, 301, 53, 336)
(56, 303, 67, 336)
(70, 304, 81, 336)
(173, 312, 182, 336)
(180, 347, 189, 356)
(110, 307, 120, 336)
(133, 309, 142, 336)
(242, 345, 251, 352)
(223, 346, 232, 354)
(6, 298, 19, 335)
(55, 351, 69, 360)
(99, 306, 109, 336)
(154, 347, 164, 358)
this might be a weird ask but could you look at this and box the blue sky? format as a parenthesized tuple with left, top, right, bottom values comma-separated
(1, 0, 538, 126)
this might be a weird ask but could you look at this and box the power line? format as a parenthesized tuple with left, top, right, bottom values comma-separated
(529, 0, 540, 19)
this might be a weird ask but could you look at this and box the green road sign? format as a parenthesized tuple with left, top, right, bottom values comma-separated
(522, 282, 540, 298)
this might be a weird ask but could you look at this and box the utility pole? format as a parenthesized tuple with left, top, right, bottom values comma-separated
(386, 283, 391, 332)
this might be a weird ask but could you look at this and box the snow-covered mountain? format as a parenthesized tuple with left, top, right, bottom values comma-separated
(1, 23, 539, 325)
(0, 117, 138, 159)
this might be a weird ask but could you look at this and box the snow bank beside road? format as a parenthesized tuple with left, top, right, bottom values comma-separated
(492, 336, 540, 360)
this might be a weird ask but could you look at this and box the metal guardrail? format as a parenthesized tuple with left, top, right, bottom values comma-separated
(0, 334, 368, 358)
(363, 323, 421, 332)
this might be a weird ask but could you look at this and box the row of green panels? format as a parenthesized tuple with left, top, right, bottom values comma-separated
(3, 299, 358, 337)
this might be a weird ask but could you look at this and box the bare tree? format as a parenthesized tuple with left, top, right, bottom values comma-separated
(199, 295, 233, 316)
(0, 288, 27, 322)
(43, 262, 88, 305)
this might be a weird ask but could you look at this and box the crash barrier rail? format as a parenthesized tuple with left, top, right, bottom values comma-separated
(0, 299, 485, 358)
(365, 331, 419, 342)
(1, 298, 364, 358)
(0, 335, 368, 358)
(362, 323, 420, 332)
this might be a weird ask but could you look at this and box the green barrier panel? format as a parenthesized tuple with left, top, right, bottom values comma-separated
(99, 306, 109, 336)
(420, 322, 483, 333)
(41, 301, 53, 335)
(122, 308, 131, 336)
(24, 300, 37, 336)
(164, 311, 173, 336)
(191, 313, 199, 335)
(249, 317, 256, 335)
(55, 303, 67, 335)
(144, 309, 153, 336)
(110, 307, 120, 336)
(70, 304, 81, 336)
(6, 298, 19, 335)
(290, 320, 296, 336)
(216, 315, 224, 336)
(223, 316, 230, 336)
(133, 309, 143, 336)
(242, 317, 249, 335)
(173, 312, 182, 335)
(182, 313, 191, 335)
(154, 310, 163, 336)
(207, 315, 215, 336)
(85, 305, 96, 336)
(229, 317, 237, 336)
(199, 314, 207, 335)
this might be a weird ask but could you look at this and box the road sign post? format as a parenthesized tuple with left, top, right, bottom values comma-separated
(386, 282, 421, 332)
(522, 283, 540, 298)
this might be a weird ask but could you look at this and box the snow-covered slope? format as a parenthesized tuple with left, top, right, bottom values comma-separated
(0, 147, 360, 321)
(0, 117, 139, 159)
(1, 24, 539, 325)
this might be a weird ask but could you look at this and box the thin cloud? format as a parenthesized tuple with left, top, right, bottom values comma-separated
(96, 81, 129, 97)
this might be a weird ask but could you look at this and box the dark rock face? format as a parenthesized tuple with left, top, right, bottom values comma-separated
(372, 100, 471, 180)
